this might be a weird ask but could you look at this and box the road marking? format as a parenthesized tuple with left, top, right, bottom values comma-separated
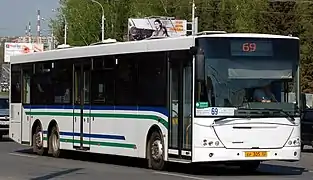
(9, 152, 37, 158)
(153, 171, 211, 180)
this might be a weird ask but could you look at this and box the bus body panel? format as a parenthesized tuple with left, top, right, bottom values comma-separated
(192, 117, 301, 162)
(9, 103, 22, 143)
(19, 105, 168, 160)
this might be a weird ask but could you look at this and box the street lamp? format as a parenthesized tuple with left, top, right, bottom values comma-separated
(90, 0, 105, 42)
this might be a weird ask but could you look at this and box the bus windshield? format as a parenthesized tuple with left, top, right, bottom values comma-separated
(195, 36, 300, 117)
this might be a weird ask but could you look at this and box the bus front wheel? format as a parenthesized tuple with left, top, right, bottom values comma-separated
(49, 126, 60, 158)
(147, 131, 165, 170)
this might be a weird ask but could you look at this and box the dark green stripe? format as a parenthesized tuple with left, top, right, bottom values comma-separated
(42, 137, 135, 149)
(26, 111, 168, 129)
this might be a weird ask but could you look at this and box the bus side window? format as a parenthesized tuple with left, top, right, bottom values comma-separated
(91, 56, 115, 106)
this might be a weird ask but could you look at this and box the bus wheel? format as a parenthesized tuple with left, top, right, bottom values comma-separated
(239, 161, 260, 172)
(32, 125, 44, 155)
(147, 131, 165, 170)
(49, 126, 60, 158)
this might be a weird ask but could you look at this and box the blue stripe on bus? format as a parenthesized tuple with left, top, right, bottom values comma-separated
(43, 131, 126, 140)
(23, 105, 169, 117)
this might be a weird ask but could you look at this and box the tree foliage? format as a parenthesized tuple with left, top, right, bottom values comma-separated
(50, 0, 313, 93)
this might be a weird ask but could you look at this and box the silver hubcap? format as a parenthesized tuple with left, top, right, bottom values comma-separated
(35, 131, 43, 148)
(52, 133, 59, 152)
(151, 139, 163, 161)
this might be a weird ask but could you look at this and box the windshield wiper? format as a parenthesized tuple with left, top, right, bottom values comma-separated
(213, 117, 228, 123)
(238, 108, 295, 124)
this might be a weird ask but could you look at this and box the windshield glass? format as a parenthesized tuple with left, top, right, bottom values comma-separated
(195, 37, 300, 117)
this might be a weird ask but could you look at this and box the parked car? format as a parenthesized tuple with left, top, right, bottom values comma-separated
(301, 108, 313, 150)
(0, 97, 9, 139)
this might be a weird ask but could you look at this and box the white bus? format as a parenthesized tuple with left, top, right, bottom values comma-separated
(9, 32, 302, 171)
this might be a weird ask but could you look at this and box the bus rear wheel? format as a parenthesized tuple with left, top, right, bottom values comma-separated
(32, 125, 45, 155)
(147, 131, 165, 170)
(49, 126, 60, 158)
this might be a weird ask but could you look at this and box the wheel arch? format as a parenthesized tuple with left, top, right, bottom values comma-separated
(145, 124, 163, 158)
(47, 119, 58, 140)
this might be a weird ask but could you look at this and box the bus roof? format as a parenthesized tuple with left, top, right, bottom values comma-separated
(198, 33, 299, 40)
(10, 33, 299, 64)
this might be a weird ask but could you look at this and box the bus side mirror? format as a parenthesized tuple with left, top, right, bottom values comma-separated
(196, 54, 205, 81)
(190, 46, 205, 81)
(300, 93, 307, 110)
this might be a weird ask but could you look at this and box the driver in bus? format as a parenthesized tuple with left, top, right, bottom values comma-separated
(253, 84, 277, 103)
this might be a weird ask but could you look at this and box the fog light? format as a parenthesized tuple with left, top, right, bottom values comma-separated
(209, 153, 213, 157)
(294, 152, 297, 156)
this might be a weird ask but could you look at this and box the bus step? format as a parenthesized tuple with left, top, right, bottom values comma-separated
(168, 158, 191, 163)
(73, 146, 90, 151)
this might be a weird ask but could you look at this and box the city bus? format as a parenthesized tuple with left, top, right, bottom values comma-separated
(9, 32, 301, 171)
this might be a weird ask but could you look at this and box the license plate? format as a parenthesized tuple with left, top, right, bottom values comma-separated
(245, 151, 267, 157)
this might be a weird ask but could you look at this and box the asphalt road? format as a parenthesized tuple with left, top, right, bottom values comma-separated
(0, 137, 313, 180)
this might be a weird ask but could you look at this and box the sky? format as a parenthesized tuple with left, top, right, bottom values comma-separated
(0, 0, 60, 37)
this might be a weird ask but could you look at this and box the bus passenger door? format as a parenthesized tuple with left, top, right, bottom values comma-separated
(168, 51, 192, 161)
(73, 62, 91, 150)
(21, 66, 32, 145)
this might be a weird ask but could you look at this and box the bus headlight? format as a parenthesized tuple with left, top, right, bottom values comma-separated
(285, 137, 300, 147)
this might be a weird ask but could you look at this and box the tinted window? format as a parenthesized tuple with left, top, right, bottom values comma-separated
(115, 56, 137, 106)
(91, 56, 115, 105)
(0, 98, 9, 109)
(137, 52, 167, 107)
(31, 61, 72, 105)
(10, 64, 21, 103)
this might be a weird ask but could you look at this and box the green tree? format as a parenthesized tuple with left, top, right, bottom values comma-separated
(296, 1, 313, 93)
(195, 0, 267, 33)
(260, 1, 298, 35)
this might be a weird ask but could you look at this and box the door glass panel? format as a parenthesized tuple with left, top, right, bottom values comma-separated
(83, 71, 90, 104)
(169, 67, 179, 149)
(74, 70, 80, 104)
(22, 72, 30, 104)
(183, 66, 192, 149)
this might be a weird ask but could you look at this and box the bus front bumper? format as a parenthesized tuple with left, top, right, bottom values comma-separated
(192, 146, 301, 163)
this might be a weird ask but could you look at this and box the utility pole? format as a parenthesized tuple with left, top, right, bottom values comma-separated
(37, 10, 41, 44)
(91, 0, 105, 42)
(28, 22, 32, 43)
(191, 0, 196, 35)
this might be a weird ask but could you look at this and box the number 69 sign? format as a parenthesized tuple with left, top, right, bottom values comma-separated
(242, 43, 256, 52)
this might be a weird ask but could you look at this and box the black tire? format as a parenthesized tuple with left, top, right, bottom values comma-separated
(239, 161, 260, 172)
(49, 126, 60, 158)
(32, 125, 45, 155)
(147, 131, 165, 170)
